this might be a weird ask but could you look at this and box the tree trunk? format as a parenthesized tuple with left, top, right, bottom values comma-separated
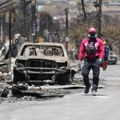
(81, 0, 87, 20)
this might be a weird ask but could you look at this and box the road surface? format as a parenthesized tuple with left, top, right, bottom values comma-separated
(0, 64, 120, 120)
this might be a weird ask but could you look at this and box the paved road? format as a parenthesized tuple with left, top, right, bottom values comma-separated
(0, 64, 120, 120)
(100, 63, 120, 78)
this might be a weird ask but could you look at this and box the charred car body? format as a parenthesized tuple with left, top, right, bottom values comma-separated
(13, 42, 77, 85)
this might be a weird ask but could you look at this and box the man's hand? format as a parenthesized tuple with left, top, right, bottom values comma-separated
(97, 58, 103, 65)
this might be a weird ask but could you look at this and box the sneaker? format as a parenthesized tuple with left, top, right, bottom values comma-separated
(91, 90, 97, 96)
(84, 85, 91, 94)
(91, 84, 97, 96)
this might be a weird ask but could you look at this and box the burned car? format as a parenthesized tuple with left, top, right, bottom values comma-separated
(13, 42, 77, 85)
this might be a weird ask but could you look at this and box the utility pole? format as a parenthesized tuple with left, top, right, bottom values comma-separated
(98, 0, 102, 38)
(20, 0, 32, 37)
(20, 0, 27, 36)
(8, 10, 12, 67)
(94, 0, 102, 38)
(31, 0, 37, 42)
(21, 0, 26, 23)
(64, 8, 69, 52)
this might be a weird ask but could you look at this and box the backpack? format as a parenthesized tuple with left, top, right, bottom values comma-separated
(85, 39, 97, 55)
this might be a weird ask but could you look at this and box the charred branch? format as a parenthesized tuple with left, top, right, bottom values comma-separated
(81, 0, 87, 20)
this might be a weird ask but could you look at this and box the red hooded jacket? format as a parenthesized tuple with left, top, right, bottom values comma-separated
(78, 38, 104, 60)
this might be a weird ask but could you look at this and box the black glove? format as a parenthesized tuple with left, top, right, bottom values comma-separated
(97, 58, 103, 65)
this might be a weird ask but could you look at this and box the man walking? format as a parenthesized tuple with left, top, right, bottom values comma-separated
(78, 27, 104, 95)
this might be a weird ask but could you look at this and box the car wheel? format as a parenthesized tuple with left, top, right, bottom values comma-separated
(113, 60, 117, 65)
(13, 70, 26, 84)
(55, 72, 70, 85)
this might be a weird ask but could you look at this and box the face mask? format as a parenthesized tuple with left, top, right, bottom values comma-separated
(88, 33, 97, 38)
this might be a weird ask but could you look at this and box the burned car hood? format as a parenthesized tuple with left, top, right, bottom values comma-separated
(16, 56, 69, 63)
